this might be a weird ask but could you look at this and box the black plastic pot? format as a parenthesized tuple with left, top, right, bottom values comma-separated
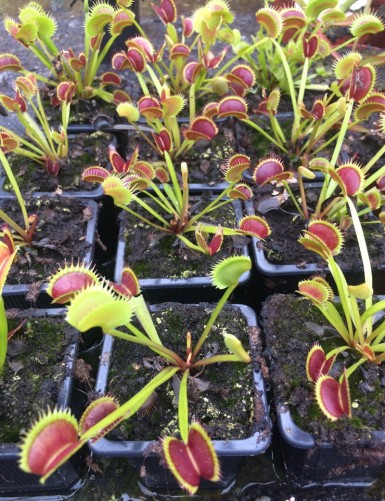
(90, 303, 271, 492)
(1, 197, 98, 309)
(262, 293, 385, 487)
(277, 409, 385, 486)
(0, 309, 80, 496)
(114, 199, 251, 302)
(245, 200, 385, 295)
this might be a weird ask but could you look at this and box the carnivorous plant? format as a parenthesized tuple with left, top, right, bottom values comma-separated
(19, 255, 253, 494)
(0, 73, 73, 175)
(0, 0, 137, 103)
(297, 196, 385, 420)
(82, 148, 271, 254)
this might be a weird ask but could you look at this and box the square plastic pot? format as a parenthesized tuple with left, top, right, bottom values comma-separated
(114, 199, 251, 302)
(277, 408, 385, 487)
(90, 303, 271, 492)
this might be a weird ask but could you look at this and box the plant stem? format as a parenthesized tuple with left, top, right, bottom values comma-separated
(0, 149, 30, 235)
(192, 285, 237, 360)
(0, 297, 7, 376)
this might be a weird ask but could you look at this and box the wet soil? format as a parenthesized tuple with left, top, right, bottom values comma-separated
(104, 303, 268, 442)
(0, 310, 78, 443)
(118, 195, 248, 280)
(261, 294, 385, 449)
(3, 196, 94, 289)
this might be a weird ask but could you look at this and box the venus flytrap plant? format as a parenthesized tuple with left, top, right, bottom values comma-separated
(116, 84, 221, 162)
(0, 0, 138, 104)
(250, 57, 385, 227)
(82, 148, 271, 255)
(112, 1, 258, 164)
(0, 73, 75, 175)
(297, 196, 385, 420)
(225, 4, 385, 180)
(19, 255, 253, 494)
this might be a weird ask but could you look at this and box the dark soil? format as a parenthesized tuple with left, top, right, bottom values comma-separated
(0, 310, 78, 443)
(3, 196, 94, 289)
(122, 118, 238, 186)
(118, 195, 248, 279)
(252, 185, 385, 272)
(2, 131, 114, 195)
(261, 294, 385, 450)
(104, 303, 268, 442)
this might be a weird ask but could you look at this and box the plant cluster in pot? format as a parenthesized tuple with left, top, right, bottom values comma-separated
(261, 195, 385, 486)
(0, 71, 121, 199)
(243, 51, 385, 289)
(81, 147, 270, 299)
(109, 0, 263, 189)
(0, 241, 81, 494)
(0, 0, 141, 122)
(17, 255, 271, 496)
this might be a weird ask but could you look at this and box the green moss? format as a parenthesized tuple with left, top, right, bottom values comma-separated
(106, 303, 257, 442)
(0, 312, 78, 443)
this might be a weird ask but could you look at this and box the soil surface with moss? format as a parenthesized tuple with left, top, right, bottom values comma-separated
(2, 131, 113, 195)
(119, 194, 248, 279)
(3, 196, 93, 291)
(0, 310, 78, 443)
(261, 294, 385, 452)
(103, 303, 268, 443)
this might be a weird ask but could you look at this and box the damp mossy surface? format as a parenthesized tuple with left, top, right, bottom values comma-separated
(105, 303, 258, 442)
(0, 312, 78, 443)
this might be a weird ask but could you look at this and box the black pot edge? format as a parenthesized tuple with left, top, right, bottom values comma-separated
(1, 198, 98, 309)
(114, 199, 252, 288)
(90, 303, 271, 458)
